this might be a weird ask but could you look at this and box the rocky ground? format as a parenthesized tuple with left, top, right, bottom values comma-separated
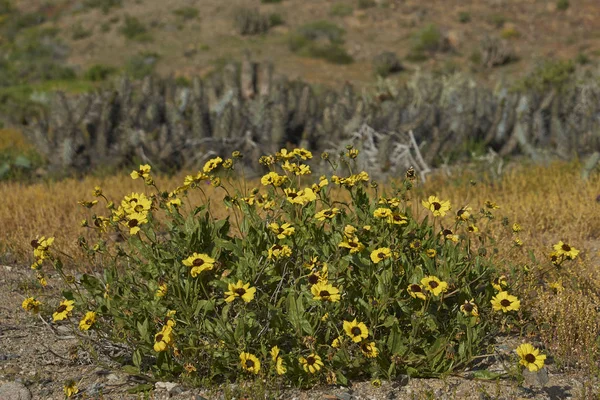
(0, 264, 597, 400)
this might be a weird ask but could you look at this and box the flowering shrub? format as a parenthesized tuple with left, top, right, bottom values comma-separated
(25, 148, 531, 386)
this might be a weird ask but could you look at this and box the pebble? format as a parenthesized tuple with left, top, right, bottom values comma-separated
(155, 381, 183, 395)
(0, 381, 32, 400)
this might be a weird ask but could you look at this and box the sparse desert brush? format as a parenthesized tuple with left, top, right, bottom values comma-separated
(20, 148, 539, 387)
(289, 21, 353, 64)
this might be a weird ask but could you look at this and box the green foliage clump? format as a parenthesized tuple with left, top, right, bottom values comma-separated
(458, 12, 471, 23)
(84, 64, 117, 81)
(125, 52, 160, 79)
(119, 15, 152, 42)
(488, 14, 506, 28)
(406, 24, 445, 62)
(172, 7, 199, 21)
(289, 21, 353, 64)
(556, 0, 569, 11)
(269, 13, 285, 28)
(261, 0, 284, 3)
(83, 0, 122, 14)
(517, 59, 576, 92)
(71, 23, 92, 40)
(357, 0, 376, 9)
(372, 51, 403, 77)
(27, 149, 520, 387)
(330, 3, 354, 17)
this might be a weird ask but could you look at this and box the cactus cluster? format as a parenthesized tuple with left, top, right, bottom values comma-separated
(23, 58, 600, 176)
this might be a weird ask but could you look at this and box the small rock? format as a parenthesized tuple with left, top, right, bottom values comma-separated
(155, 381, 182, 395)
(1, 265, 12, 272)
(106, 373, 120, 381)
(0, 381, 32, 400)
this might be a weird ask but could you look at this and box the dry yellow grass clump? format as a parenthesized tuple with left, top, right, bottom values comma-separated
(0, 128, 34, 153)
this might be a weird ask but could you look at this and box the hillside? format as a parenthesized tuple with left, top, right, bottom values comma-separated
(6, 0, 600, 88)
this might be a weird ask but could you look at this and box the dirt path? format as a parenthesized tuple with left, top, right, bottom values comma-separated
(0, 265, 596, 400)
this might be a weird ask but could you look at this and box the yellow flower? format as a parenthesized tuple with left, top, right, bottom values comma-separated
(36, 273, 47, 287)
(516, 343, 546, 372)
(311, 282, 341, 302)
(491, 275, 507, 291)
(553, 241, 579, 260)
(270, 346, 280, 362)
(387, 212, 408, 225)
(284, 187, 316, 205)
(240, 352, 261, 374)
(512, 223, 522, 232)
(31, 236, 54, 260)
(331, 336, 343, 348)
(154, 324, 174, 352)
(64, 380, 78, 398)
(343, 225, 357, 238)
(122, 192, 152, 214)
(343, 319, 369, 343)
(491, 291, 520, 313)
(183, 171, 210, 187)
(421, 276, 448, 297)
(440, 228, 459, 243)
(268, 244, 292, 260)
(276, 148, 296, 160)
(259, 155, 276, 166)
(261, 172, 287, 187)
(460, 299, 479, 317)
(182, 253, 215, 277)
(456, 206, 472, 221)
(425, 249, 437, 258)
(124, 212, 148, 235)
(373, 208, 393, 219)
(275, 357, 287, 375)
(293, 148, 313, 160)
(339, 236, 365, 254)
(22, 297, 41, 313)
(78, 311, 97, 331)
(268, 223, 295, 239)
(225, 280, 257, 303)
(514, 237, 523, 247)
(360, 341, 379, 358)
(548, 279, 564, 293)
(93, 186, 103, 197)
(484, 200, 500, 209)
(78, 199, 98, 208)
(53, 299, 75, 322)
(130, 164, 152, 180)
(371, 378, 382, 387)
(421, 196, 451, 217)
(184, 363, 197, 374)
(467, 225, 479, 234)
(370, 247, 392, 263)
(156, 283, 168, 298)
(299, 353, 324, 374)
(307, 266, 328, 285)
(203, 157, 223, 173)
(407, 283, 426, 300)
(315, 208, 340, 221)
(167, 198, 182, 210)
(223, 158, 233, 169)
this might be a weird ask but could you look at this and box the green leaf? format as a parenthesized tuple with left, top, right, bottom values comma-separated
(132, 349, 142, 369)
(127, 383, 154, 394)
(335, 370, 349, 386)
(472, 370, 503, 380)
(137, 319, 149, 341)
(121, 365, 139, 375)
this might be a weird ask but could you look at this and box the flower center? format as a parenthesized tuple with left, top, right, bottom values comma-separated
(128, 219, 139, 227)
(193, 258, 204, 266)
(287, 192, 298, 199)
(432, 202, 441, 210)
(235, 288, 247, 296)
(156, 334, 163, 342)
(428, 281, 439, 289)
(562, 244, 571, 252)
(306, 356, 315, 365)
(245, 359, 255, 368)
(319, 290, 330, 298)
(351, 327, 362, 336)
(378, 252, 385, 259)
(525, 353, 536, 363)
(500, 299, 511, 307)
(30, 240, 39, 249)
(463, 303, 473, 312)
(410, 284, 422, 292)
(56, 305, 67, 313)
(134, 204, 144, 212)
(308, 274, 319, 285)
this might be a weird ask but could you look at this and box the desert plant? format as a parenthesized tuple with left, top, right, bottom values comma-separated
(289, 21, 353, 64)
(488, 14, 506, 28)
(71, 22, 92, 40)
(458, 11, 471, 24)
(25, 150, 523, 387)
(119, 15, 152, 42)
(233, 8, 271, 35)
(357, 0, 376, 9)
(269, 13, 284, 28)
(517, 59, 575, 92)
(556, 0, 569, 11)
(372, 51, 403, 77)
(84, 64, 117, 81)
(500, 27, 520, 39)
(125, 52, 160, 79)
(83, 0, 122, 14)
(406, 24, 447, 61)
(261, 0, 283, 3)
(172, 7, 199, 21)
(479, 36, 515, 68)
(330, 3, 354, 17)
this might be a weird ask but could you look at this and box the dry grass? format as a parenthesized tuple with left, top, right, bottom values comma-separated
(0, 128, 34, 153)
